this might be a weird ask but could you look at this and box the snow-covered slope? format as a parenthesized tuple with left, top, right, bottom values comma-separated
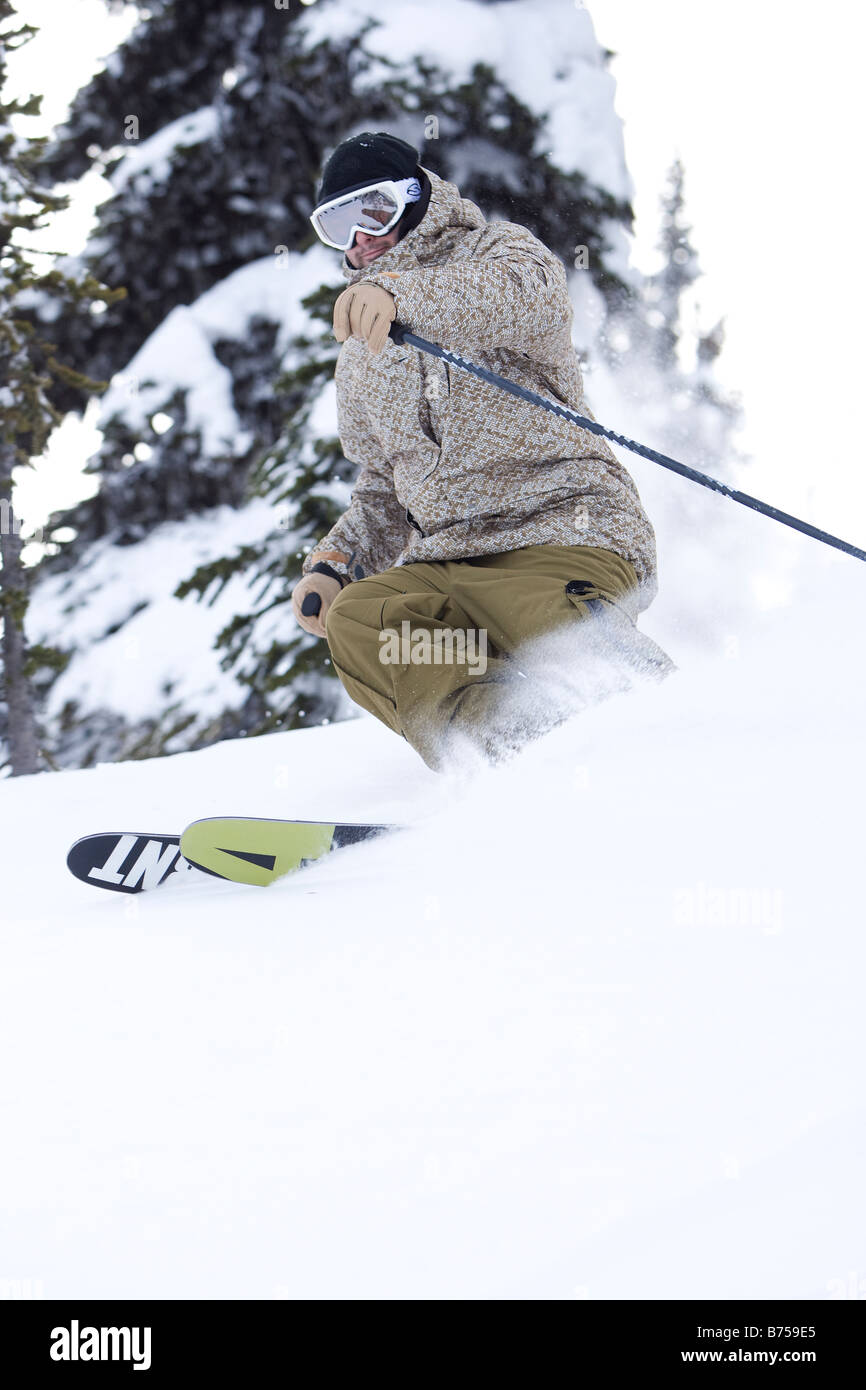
(2, 546, 864, 1299)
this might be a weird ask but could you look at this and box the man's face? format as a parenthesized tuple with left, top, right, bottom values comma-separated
(346, 226, 401, 269)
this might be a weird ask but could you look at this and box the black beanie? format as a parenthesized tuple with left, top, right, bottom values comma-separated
(316, 131, 421, 205)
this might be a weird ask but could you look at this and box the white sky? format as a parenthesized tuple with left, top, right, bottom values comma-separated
(589, 0, 866, 537)
(7, 0, 866, 558)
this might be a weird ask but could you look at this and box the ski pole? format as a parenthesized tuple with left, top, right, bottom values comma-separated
(389, 323, 866, 566)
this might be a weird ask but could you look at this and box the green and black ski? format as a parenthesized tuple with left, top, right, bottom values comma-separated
(67, 819, 393, 894)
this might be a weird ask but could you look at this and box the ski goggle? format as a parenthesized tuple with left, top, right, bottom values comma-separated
(309, 178, 420, 251)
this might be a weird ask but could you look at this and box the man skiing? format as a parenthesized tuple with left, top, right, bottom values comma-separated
(293, 131, 672, 770)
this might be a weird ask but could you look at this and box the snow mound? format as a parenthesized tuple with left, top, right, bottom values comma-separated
(2, 553, 864, 1298)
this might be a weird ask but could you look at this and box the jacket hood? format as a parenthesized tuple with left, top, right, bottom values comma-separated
(341, 169, 486, 281)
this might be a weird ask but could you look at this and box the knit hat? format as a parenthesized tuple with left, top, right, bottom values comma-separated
(316, 131, 421, 205)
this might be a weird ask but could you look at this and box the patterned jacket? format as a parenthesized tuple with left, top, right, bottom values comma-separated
(304, 169, 660, 614)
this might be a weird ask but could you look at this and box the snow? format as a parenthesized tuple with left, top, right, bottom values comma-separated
(299, 0, 633, 200)
(100, 303, 247, 456)
(3, 550, 865, 1298)
(191, 244, 337, 358)
(97, 246, 340, 452)
(27, 500, 283, 729)
(107, 107, 220, 194)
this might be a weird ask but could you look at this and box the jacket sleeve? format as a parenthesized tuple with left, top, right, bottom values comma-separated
(366, 225, 573, 358)
(303, 375, 408, 583)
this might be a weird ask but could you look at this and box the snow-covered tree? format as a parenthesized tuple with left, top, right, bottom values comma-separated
(0, 2, 120, 775)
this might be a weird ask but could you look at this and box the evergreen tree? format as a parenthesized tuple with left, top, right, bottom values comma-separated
(0, 2, 120, 775)
(646, 158, 700, 372)
(648, 159, 737, 424)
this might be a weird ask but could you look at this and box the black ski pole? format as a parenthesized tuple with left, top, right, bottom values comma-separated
(389, 323, 866, 566)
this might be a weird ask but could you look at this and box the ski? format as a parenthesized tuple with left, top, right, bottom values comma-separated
(179, 817, 393, 887)
(67, 819, 394, 893)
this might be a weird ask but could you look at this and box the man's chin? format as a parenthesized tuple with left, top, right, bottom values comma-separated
(348, 244, 390, 269)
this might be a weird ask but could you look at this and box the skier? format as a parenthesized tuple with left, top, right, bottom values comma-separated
(293, 131, 673, 770)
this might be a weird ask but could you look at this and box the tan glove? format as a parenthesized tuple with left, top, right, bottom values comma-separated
(291, 571, 343, 639)
(333, 283, 396, 356)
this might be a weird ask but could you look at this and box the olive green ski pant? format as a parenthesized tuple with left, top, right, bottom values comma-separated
(324, 543, 673, 771)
